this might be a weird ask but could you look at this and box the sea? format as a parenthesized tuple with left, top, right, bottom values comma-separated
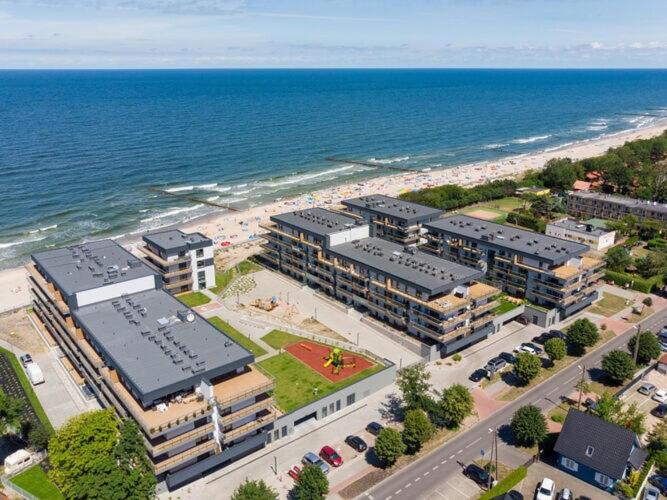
(1, 69, 667, 270)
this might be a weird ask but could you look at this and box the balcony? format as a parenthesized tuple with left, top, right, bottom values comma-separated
(26, 263, 69, 315)
(164, 277, 193, 290)
(152, 440, 217, 475)
(151, 423, 215, 456)
(280, 262, 305, 276)
(471, 300, 499, 316)
(213, 366, 275, 410)
(222, 409, 276, 442)
(366, 301, 406, 323)
(138, 245, 191, 267)
(219, 397, 275, 427)
(259, 223, 320, 250)
(467, 282, 499, 302)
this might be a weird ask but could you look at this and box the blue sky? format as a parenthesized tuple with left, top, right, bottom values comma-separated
(1, 0, 666, 68)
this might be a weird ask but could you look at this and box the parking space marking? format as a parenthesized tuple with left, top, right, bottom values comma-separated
(385, 496, 391, 500)
(547, 387, 559, 396)
(423, 471, 430, 476)
(432, 465, 439, 471)
(457, 449, 463, 454)
(433, 489, 448, 499)
(395, 490, 402, 495)
(441, 459, 447, 464)
(449, 454, 455, 459)
(405, 483, 411, 488)
(565, 375, 577, 384)
(466, 437, 481, 448)
(445, 481, 469, 498)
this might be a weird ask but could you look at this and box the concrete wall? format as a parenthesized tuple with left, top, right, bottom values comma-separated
(522, 303, 559, 328)
(74, 274, 157, 307)
(328, 225, 370, 247)
(493, 304, 525, 333)
(268, 361, 396, 444)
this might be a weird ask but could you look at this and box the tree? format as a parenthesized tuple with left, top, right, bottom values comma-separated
(374, 427, 405, 467)
(293, 464, 328, 500)
(49, 410, 155, 500)
(0, 388, 24, 435)
(513, 352, 541, 385)
(396, 363, 432, 411)
(647, 420, 667, 470)
(402, 409, 433, 454)
(26, 423, 51, 450)
(439, 384, 474, 429)
(540, 158, 578, 192)
(530, 196, 565, 219)
(638, 220, 663, 241)
(510, 405, 547, 446)
(601, 349, 636, 384)
(544, 338, 566, 362)
(600, 153, 632, 193)
(627, 331, 662, 365)
(635, 252, 667, 278)
(605, 246, 632, 272)
(566, 318, 600, 355)
(232, 479, 278, 500)
(591, 392, 645, 435)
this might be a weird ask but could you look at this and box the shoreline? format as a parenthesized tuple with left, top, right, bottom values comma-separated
(1, 121, 666, 312)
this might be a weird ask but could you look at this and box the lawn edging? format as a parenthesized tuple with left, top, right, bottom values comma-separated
(478, 466, 527, 500)
(0, 347, 53, 433)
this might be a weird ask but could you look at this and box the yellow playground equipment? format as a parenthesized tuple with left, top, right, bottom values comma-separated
(323, 348, 356, 375)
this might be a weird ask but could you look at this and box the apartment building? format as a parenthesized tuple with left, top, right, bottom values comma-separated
(261, 208, 499, 355)
(27, 239, 275, 490)
(546, 218, 616, 251)
(424, 215, 604, 326)
(340, 194, 443, 245)
(139, 229, 215, 293)
(567, 191, 667, 223)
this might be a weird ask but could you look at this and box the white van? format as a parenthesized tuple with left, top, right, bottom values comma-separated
(25, 362, 45, 385)
(4, 449, 33, 475)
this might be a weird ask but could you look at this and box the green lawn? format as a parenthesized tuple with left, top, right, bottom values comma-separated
(0, 347, 53, 433)
(588, 292, 628, 317)
(176, 291, 211, 307)
(10, 465, 64, 500)
(494, 297, 520, 315)
(210, 259, 262, 294)
(207, 317, 267, 357)
(260, 329, 303, 350)
(461, 197, 527, 224)
(257, 352, 384, 412)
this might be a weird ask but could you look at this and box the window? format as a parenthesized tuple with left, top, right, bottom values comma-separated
(346, 393, 356, 406)
(561, 457, 578, 472)
(585, 446, 594, 457)
(281, 426, 287, 437)
(329, 403, 335, 414)
(595, 472, 613, 487)
(196, 249, 204, 258)
(274, 430, 279, 441)
(336, 400, 341, 411)
(322, 406, 328, 417)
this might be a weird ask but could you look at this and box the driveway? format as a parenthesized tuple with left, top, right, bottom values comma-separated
(518, 460, 615, 500)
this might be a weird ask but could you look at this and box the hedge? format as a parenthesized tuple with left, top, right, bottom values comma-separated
(605, 270, 663, 293)
(647, 238, 667, 250)
(479, 466, 527, 500)
(506, 212, 546, 233)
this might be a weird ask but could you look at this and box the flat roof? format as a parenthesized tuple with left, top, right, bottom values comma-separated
(73, 289, 252, 405)
(328, 237, 482, 295)
(342, 195, 442, 224)
(32, 240, 156, 299)
(569, 191, 667, 214)
(271, 208, 362, 238)
(548, 219, 610, 237)
(143, 229, 212, 254)
(426, 215, 589, 264)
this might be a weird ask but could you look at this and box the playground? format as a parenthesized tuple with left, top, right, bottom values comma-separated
(284, 341, 375, 382)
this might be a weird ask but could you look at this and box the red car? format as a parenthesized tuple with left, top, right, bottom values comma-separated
(319, 445, 343, 467)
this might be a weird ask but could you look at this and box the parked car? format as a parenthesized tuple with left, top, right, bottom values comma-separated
(533, 330, 565, 344)
(557, 488, 572, 500)
(366, 422, 384, 436)
(345, 435, 367, 452)
(463, 463, 493, 488)
(644, 485, 660, 500)
(485, 357, 507, 374)
(548, 330, 567, 340)
(499, 352, 517, 364)
(319, 446, 343, 467)
(660, 340, 667, 352)
(302, 452, 330, 474)
(514, 344, 537, 355)
(652, 404, 667, 418)
(583, 397, 598, 411)
(649, 474, 667, 495)
(536, 477, 555, 500)
(469, 369, 488, 382)
(524, 342, 543, 355)
(639, 383, 657, 396)
(19, 354, 32, 368)
(287, 464, 301, 481)
(25, 362, 44, 385)
(652, 389, 667, 403)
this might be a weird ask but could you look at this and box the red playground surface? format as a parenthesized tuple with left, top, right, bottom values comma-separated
(284, 341, 375, 382)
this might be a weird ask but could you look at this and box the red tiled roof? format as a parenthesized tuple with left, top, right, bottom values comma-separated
(573, 180, 592, 191)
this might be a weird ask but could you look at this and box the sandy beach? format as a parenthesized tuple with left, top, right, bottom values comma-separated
(1, 121, 666, 313)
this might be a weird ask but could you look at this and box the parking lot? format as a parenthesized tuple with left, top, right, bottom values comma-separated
(621, 367, 667, 435)
(517, 460, 615, 500)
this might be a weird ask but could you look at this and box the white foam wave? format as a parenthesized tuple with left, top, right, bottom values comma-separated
(236, 183, 248, 188)
(232, 189, 253, 196)
(368, 156, 410, 164)
(165, 185, 194, 193)
(512, 134, 551, 144)
(542, 142, 575, 153)
(482, 143, 509, 150)
(261, 165, 357, 188)
(140, 204, 204, 223)
(196, 183, 217, 189)
(0, 236, 47, 249)
(222, 197, 247, 204)
(27, 224, 58, 234)
(211, 186, 231, 193)
(207, 196, 220, 202)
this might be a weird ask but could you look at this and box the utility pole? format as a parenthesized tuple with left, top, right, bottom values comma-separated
(494, 427, 499, 484)
(577, 364, 586, 410)
(488, 428, 495, 490)
(633, 324, 641, 365)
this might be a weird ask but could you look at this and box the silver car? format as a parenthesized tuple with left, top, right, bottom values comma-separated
(639, 383, 657, 396)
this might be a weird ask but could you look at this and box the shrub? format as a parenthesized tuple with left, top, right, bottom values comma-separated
(374, 428, 405, 467)
(544, 338, 566, 362)
(601, 349, 636, 384)
(627, 331, 662, 365)
(643, 296, 653, 307)
(452, 353, 462, 362)
(604, 270, 663, 293)
(513, 352, 541, 385)
(550, 414, 565, 423)
(511, 405, 547, 446)
(293, 465, 328, 500)
(439, 384, 474, 429)
(506, 211, 546, 233)
(479, 467, 528, 500)
(232, 479, 278, 500)
(566, 318, 600, 355)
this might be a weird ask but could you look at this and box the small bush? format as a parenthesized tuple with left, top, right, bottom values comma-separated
(452, 353, 462, 362)
(550, 414, 565, 423)
(643, 296, 653, 307)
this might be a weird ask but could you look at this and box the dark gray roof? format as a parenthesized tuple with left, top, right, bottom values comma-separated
(569, 191, 667, 214)
(426, 215, 589, 264)
(328, 237, 482, 296)
(554, 409, 644, 480)
(548, 218, 611, 237)
(143, 229, 212, 255)
(271, 208, 362, 238)
(32, 240, 156, 299)
(73, 289, 252, 405)
(342, 195, 443, 224)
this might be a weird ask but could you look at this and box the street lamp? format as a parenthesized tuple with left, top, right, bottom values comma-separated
(632, 324, 641, 365)
(576, 364, 587, 410)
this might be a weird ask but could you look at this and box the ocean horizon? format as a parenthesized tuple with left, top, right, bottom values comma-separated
(1, 68, 667, 269)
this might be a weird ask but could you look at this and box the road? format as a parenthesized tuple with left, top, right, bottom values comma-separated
(363, 309, 667, 500)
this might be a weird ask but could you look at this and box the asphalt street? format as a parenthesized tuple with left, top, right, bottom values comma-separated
(363, 309, 667, 500)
